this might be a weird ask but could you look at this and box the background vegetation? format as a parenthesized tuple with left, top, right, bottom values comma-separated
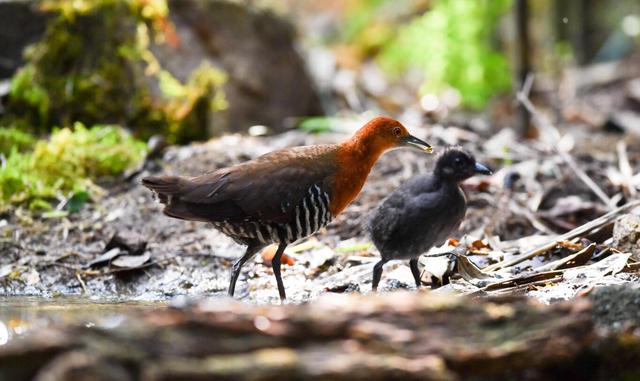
(0, 0, 227, 211)
(342, 0, 513, 109)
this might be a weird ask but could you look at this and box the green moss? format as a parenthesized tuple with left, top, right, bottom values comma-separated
(5, 0, 226, 144)
(0, 127, 36, 156)
(0, 123, 146, 211)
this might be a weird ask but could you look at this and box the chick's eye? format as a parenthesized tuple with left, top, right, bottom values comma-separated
(454, 157, 463, 166)
(392, 127, 402, 137)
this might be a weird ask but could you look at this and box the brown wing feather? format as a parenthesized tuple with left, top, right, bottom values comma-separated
(144, 144, 338, 224)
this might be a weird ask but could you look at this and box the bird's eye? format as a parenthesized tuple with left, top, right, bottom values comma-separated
(392, 127, 402, 137)
(454, 157, 464, 166)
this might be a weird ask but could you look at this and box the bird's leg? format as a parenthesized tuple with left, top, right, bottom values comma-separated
(228, 242, 263, 297)
(372, 259, 388, 292)
(271, 242, 288, 301)
(409, 258, 422, 288)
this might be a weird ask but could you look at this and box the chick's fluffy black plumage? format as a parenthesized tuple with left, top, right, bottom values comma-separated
(367, 147, 491, 290)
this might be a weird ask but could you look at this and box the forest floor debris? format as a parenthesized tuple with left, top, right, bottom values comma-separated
(1, 116, 640, 308)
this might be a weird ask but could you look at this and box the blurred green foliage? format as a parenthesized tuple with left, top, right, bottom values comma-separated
(5, 0, 226, 144)
(0, 127, 36, 156)
(344, 0, 513, 109)
(0, 0, 228, 212)
(0, 123, 146, 211)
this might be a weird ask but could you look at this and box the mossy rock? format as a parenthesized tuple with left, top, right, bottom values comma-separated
(155, 0, 323, 134)
(4, 0, 226, 144)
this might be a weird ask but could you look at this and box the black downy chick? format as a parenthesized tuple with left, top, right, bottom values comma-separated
(367, 147, 492, 291)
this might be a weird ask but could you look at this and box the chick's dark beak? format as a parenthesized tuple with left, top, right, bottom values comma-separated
(400, 135, 433, 153)
(474, 162, 492, 175)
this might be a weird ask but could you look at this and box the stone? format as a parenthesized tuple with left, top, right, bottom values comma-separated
(611, 213, 640, 260)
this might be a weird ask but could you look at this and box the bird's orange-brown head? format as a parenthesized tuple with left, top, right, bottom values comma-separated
(350, 116, 433, 155)
(330, 116, 432, 215)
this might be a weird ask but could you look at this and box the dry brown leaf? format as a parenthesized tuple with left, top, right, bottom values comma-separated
(457, 256, 495, 281)
(557, 240, 583, 251)
(261, 245, 296, 266)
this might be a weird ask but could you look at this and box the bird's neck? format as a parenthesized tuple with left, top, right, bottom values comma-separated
(329, 137, 387, 215)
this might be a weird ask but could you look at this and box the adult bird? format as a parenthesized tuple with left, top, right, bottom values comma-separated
(142, 117, 432, 300)
(368, 147, 491, 291)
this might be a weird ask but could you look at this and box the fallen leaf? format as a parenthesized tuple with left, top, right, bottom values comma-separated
(483, 271, 563, 291)
(564, 253, 631, 283)
(66, 191, 90, 213)
(261, 245, 295, 266)
(534, 243, 596, 272)
(557, 240, 583, 251)
(111, 252, 151, 268)
(470, 240, 491, 250)
(457, 256, 495, 281)
(86, 248, 121, 268)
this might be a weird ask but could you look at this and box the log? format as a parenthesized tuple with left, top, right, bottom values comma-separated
(1, 288, 639, 381)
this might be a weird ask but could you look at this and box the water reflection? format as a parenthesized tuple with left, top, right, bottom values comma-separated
(0, 321, 8, 345)
(0, 296, 166, 346)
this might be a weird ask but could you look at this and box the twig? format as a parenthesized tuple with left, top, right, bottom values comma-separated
(617, 141, 637, 197)
(76, 272, 89, 294)
(43, 262, 81, 271)
(516, 75, 613, 208)
(489, 276, 564, 295)
(532, 243, 596, 273)
(484, 199, 640, 272)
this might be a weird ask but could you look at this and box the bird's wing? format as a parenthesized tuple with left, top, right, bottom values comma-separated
(179, 145, 339, 223)
(369, 175, 445, 251)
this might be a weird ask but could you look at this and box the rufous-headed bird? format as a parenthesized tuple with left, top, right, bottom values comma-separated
(368, 147, 491, 291)
(142, 116, 432, 300)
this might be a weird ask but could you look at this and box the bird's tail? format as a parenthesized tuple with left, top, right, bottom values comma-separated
(142, 175, 217, 222)
(141, 176, 184, 205)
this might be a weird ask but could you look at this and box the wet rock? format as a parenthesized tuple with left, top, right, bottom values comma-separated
(155, 0, 323, 135)
(590, 284, 640, 330)
(611, 214, 640, 260)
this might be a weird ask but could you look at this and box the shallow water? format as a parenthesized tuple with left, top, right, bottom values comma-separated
(0, 296, 167, 346)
